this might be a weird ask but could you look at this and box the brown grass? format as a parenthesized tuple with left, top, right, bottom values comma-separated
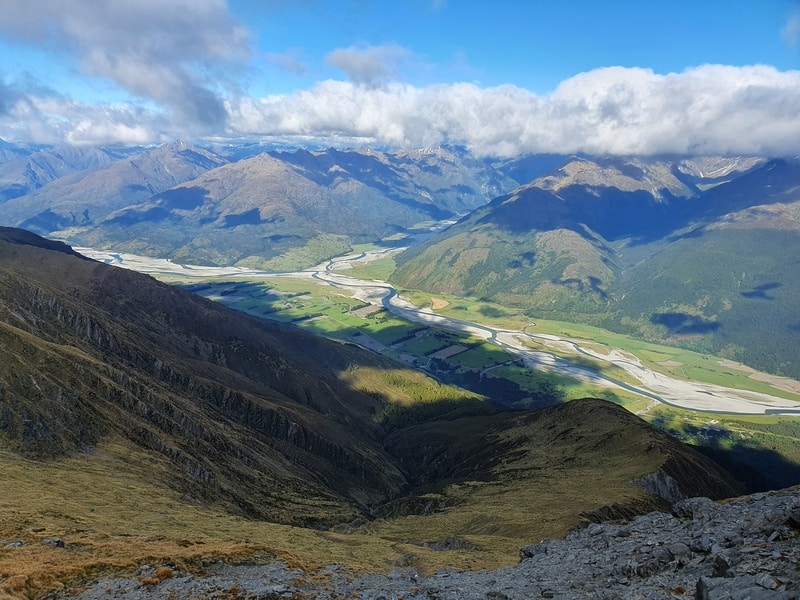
(0, 437, 494, 598)
(140, 566, 174, 585)
(0, 401, 710, 599)
(430, 298, 449, 310)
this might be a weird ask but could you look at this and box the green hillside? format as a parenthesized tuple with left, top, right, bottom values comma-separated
(391, 157, 800, 378)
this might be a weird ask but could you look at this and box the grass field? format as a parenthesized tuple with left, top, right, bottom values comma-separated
(345, 253, 398, 281)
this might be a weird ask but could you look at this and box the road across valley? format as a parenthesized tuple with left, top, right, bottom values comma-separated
(77, 246, 800, 416)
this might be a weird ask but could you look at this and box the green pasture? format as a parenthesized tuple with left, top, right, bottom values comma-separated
(394, 332, 459, 356)
(344, 253, 398, 281)
(447, 341, 509, 370)
(397, 289, 800, 403)
(238, 233, 353, 271)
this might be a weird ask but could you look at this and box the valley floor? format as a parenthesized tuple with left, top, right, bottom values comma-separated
(76, 247, 800, 416)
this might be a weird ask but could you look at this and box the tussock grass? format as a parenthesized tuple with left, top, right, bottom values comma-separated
(0, 438, 447, 598)
(0, 400, 709, 598)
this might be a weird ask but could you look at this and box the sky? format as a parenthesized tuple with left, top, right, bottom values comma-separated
(0, 0, 799, 156)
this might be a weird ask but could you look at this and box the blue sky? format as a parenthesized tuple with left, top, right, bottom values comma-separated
(237, 0, 799, 94)
(1, 0, 799, 155)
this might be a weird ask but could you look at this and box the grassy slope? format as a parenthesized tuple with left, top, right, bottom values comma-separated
(0, 438, 420, 598)
(0, 399, 738, 598)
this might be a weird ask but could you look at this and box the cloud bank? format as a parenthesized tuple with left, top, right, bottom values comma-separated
(0, 0, 798, 159)
(3, 63, 800, 156)
(225, 64, 800, 157)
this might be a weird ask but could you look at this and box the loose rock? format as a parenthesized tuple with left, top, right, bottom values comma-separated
(51, 487, 800, 600)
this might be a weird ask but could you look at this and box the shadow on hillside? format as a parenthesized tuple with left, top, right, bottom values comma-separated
(375, 396, 501, 433)
(106, 187, 212, 226)
(180, 280, 283, 301)
(223, 208, 262, 227)
(373, 235, 414, 249)
(427, 358, 564, 411)
(650, 312, 720, 335)
(650, 418, 800, 492)
(477, 305, 513, 318)
(551, 276, 608, 299)
(697, 442, 800, 493)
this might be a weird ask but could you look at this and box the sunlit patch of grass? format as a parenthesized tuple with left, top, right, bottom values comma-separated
(346, 254, 398, 281)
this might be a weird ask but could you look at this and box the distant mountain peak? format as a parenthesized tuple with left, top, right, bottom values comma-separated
(532, 156, 696, 200)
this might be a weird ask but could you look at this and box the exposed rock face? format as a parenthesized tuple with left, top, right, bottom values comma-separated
(56, 487, 800, 599)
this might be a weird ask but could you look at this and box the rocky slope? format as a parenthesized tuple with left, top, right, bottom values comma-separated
(46, 486, 800, 599)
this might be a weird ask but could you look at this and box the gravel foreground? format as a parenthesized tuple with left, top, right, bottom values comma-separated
(51, 487, 799, 600)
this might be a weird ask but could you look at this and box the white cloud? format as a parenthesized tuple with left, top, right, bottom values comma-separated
(265, 49, 308, 75)
(3, 63, 800, 157)
(0, 89, 179, 146)
(225, 65, 800, 157)
(325, 44, 414, 86)
(0, 0, 250, 131)
(783, 13, 800, 47)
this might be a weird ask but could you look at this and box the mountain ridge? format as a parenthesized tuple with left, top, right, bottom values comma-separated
(0, 144, 523, 266)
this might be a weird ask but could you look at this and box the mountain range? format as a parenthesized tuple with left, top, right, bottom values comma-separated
(1, 140, 797, 379)
(391, 154, 800, 379)
(0, 142, 527, 268)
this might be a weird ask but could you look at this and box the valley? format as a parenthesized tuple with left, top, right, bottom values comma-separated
(76, 244, 800, 417)
(2, 5, 800, 596)
(0, 228, 752, 598)
(2, 144, 800, 598)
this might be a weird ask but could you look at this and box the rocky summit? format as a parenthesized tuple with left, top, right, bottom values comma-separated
(54, 486, 799, 599)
